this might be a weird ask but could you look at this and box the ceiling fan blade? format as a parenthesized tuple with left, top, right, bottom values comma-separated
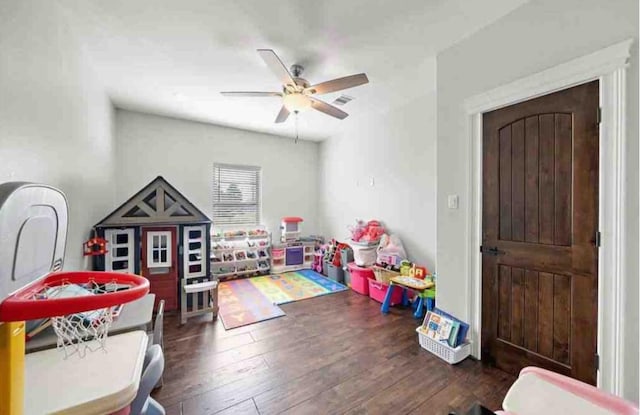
(309, 97, 348, 120)
(257, 49, 295, 86)
(275, 106, 290, 123)
(220, 91, 282, 97)
(305, 73, 369, 95)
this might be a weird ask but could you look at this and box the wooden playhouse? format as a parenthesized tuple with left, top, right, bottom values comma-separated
(93, 176, 212, 312)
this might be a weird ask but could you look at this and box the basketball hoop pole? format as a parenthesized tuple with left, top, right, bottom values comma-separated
(0, 321, 25, 415)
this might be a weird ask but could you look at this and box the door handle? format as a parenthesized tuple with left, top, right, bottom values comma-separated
(480, 246, 505, 256)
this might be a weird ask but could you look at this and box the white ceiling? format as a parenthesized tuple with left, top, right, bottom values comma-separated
(57, 0, 529, 141)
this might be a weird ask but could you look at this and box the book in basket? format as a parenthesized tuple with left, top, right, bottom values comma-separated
(422, 311, 460, 347)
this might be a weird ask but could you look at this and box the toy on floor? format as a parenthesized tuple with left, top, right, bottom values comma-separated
(93, 176, 213, 312)
(380, 263, 436, 318)
(180, 279, 218, 324)
(313, 252, 323, 273)
(319, 239, 349, 283)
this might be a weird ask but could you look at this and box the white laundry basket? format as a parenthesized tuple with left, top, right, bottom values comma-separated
(349, 240, 378, 266)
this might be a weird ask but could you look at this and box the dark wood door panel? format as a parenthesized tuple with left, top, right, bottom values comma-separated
(482, 80, 599, 385)
(493, 338, 572, 379)
(495, 113, 574, 246)
(493, 265, 572, 363)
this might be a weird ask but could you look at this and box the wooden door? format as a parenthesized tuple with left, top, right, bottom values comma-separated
(141, 226, 178, 311)
(481, 81, 599, 384)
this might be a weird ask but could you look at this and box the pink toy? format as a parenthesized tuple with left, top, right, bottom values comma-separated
(312, 252, 323, 273)
(349, 219, 385, 243)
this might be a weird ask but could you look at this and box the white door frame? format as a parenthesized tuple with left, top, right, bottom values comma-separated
(463, 39, 631, 396)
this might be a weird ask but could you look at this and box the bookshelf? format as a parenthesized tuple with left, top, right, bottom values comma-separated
(210, 228, 271, 280)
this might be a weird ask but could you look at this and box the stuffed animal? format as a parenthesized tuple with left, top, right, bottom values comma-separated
(349, 219, 385, 243)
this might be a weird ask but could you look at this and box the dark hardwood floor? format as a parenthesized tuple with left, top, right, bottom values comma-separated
(153, 290, 515, 415)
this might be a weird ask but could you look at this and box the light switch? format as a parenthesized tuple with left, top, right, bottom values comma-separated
(448, 195, 459, 209)
(369, 177, 375, 187)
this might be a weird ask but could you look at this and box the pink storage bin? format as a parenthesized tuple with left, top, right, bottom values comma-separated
(368, 279, 403, 305)
(348, 263, 374, 295)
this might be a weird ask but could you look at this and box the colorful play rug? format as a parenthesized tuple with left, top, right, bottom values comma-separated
(218, 270, 348, 329)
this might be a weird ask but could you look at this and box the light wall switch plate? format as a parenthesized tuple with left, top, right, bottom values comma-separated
(369, 177, 375, 187)
(448, 195, 459, 209)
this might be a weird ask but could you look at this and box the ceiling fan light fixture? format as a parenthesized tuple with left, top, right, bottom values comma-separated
(283, 93, 311, 112)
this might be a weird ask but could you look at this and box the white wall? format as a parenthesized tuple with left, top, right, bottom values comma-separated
(114, 110, 320, 236)
(436, 0, 638, 402)
(318, 89, 437, 269)
(0, 0, 115, 270)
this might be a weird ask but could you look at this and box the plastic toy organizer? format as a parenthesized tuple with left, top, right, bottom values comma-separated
(210, 228, 271, 280)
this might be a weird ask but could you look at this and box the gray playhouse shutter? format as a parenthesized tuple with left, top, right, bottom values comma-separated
(212, 163, 261, 227)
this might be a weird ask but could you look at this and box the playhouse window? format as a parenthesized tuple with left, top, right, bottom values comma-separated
(213, 163, 261, 226)
(147, 231, 172, 267)
(104, 228, 134, 273)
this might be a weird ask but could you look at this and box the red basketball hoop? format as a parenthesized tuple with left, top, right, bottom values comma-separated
(0, 271, 149, 322)
(0, 271, 149, 358)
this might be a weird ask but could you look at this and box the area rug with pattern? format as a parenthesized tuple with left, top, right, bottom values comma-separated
(218, 270, 348, 329)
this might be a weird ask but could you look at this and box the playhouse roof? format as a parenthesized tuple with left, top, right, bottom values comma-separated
(95, 176, 211, 227)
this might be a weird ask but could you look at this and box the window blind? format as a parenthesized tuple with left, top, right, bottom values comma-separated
(212, 163, 261, 226)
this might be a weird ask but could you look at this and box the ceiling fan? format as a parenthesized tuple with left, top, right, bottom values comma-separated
(221, 49, 369, 123)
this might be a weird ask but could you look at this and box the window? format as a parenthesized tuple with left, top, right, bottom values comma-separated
(213, 163, 261, 226)
(105, 229, 134, 273)
(147, 231, 172, 268)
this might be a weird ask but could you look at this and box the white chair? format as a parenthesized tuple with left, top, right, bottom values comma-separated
(130, 344, 165, 415)
(148, 300, 164, 347)
(180, 279, 218, 324)
(147, 299, 164, 388)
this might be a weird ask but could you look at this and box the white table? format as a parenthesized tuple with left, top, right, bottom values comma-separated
(24, 330, 148, 415)
(26, 294, 155, 353)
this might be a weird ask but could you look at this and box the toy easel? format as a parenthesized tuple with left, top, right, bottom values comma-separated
(0, 183, 148, 414)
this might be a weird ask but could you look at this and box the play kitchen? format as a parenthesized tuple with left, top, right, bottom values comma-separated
(270, 217, 316, 273)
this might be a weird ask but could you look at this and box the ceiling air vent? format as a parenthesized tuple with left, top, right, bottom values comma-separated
(332, 95, 354, 106)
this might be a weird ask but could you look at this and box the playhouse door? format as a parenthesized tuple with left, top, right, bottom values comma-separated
(141, 226, 178, 311)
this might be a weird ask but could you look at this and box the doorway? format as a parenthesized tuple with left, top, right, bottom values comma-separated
(141, 226, 178, 311)
(481, 81, 599, 384)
